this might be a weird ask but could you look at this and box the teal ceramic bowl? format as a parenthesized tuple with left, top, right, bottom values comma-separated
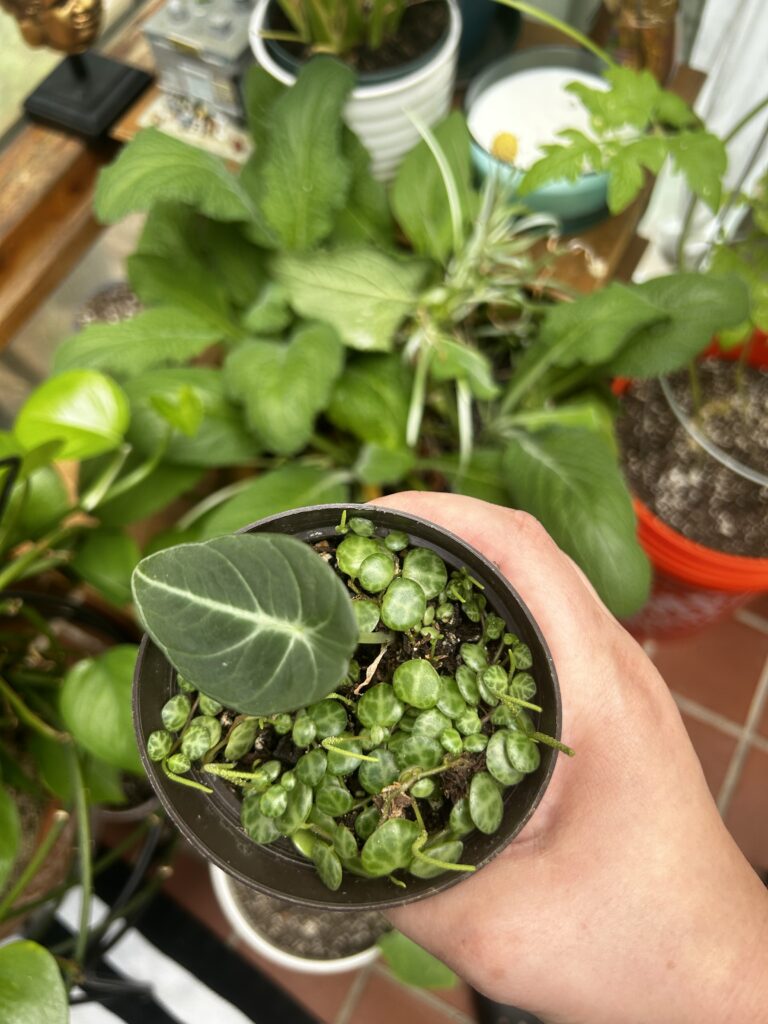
(466, 47, 610, 224)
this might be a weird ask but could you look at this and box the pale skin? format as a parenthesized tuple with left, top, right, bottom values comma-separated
(374, 492, 768, 1024)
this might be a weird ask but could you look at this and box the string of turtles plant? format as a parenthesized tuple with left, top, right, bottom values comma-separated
(133, 512, 573, 892)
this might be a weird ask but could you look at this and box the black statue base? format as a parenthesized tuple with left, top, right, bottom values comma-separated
(24, 53, 152, 139)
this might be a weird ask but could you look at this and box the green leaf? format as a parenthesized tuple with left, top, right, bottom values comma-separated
(378, 932, 456, 989)
(654, 88, 698, 129)
(194, 464, 349, 539)
(275, 248, 426, 351)
(241, 284, 293, 335)
(0, 941, 68, 1024)
(132, 533, 358, 715)
(71, 528, 141, 605)
(391, 111, 475, 263)
(354, 444, 415, 486)
(134, 203, 266, 311)
(151, 385, 205, 437)
(0, 785, 20, 892)
(429, 338, 500, 399)
(327, 354, 412, 448)
(453, 449, 507, 504)
(15, 370, 129, 460)
(517, 283, 667, 388)
(331, 130, 393, 246)
(666, 131, 727, 213)
(89, 458, 203, 528)
(27, 736, 126, 805)
(242, 65, 287, 147)
(605, 148, 646, 213)
(128, 256, 239, 337)
(608, 273, 751, 377)
(249, 58, 355, 250)
(12, 466, 70, 541)
(503, 428, 650, 617)
(124, 368, 256, 466)
(61, 645, 143, 774)
(569, 66, 660, 130)
(224, 323, 344, 455)
(52, 309, 224, 378)
(95, 128, 257, 225)
(520, 131, 602, 194)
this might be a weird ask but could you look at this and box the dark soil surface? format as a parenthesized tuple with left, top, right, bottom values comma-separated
(268, 0, 449, 75)
(231, 881, 388, 959)
(617, 359, 768, 558)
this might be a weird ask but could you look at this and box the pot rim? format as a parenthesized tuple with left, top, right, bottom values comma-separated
(132, 503, 562, 910)
(249, 0, 462, 99)
(210, 865, 380, 974)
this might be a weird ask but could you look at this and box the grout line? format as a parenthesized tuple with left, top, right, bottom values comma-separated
(671, 691, 768, 755)
(717, 653, 768, 816)
(371, 963, 476, 1024)
(734, 608, 768, 637)
(333, 961, 376, 1024)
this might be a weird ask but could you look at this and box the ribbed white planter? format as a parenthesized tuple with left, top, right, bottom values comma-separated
(249, 0, 462, 181)
(210, 866, 380, 975)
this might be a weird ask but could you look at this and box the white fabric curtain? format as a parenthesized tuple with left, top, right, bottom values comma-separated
(637, 0, 768, 267)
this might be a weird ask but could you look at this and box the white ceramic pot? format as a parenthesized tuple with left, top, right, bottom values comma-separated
(210, 866, 380, 975)
(249, 0, 462, 181)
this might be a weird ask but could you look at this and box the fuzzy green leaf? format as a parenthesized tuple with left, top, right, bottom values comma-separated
(52, 308, 225, 377)
(332, 129, 393, 246)
(249, 58, 355, 250)
(132, 534, 358, 715)
(15, 370, 129, 460)
(275, 248, 426, 351)
(608, 273, 751, 377)
(194, 463, 349, 539)
(224, 323, 344, 455)
(95, 128, 258, 225)
(327, 354, 412, 448)
(60, 645, 143, 774)
(0, 941, 68, 1024)
(503, 428, 650, 617)
(128, 256, 239, 337)
(391, 111, 475, 264)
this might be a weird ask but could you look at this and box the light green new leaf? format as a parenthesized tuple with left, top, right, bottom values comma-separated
(72, 527, 141, 605)
(608, 273, 751, 377)
(275, 248, 426, 351)
(194, 464, 349, 539)
(151, 385, 204, 437)
(667, 131, 727, 213)
(52, 308, 225, 377)
(391, 111, 475, 264)
(132, 534, 358, 715)
(0, 941, 68, 1024)
(125, 368, 256, 466)
(378, 932, 456, 989)
(95, 128, 258, 224)
(61, 645, 143, 774)
(224, 323, 344, 455)
(15, 370, 129, 460)
(0, 785, 20, 893)
(251, 58, 355, 250)
(503, 428, 650, 617)
(429, 337, 500, 399)
(327, 354, 412, 448)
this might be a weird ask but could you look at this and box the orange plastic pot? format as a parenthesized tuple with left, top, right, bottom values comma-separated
(618, 331, 768, 641)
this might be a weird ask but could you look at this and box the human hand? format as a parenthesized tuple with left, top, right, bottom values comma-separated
(374, 493, 768, 1024)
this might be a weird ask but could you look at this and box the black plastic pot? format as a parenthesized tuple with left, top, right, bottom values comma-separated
(133, 504, 562, 910)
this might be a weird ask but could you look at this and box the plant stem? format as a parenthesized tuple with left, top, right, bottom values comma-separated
(0, 675, 68, 741)
(0, 524, 77, 590)
(493, 0, 615, 68)
(0, 810, 69, 918)
(321, 737, 379, 763)
(162, 760, 213, 793)
(68, 746, 93, 965)
(688, 360, 703, 416)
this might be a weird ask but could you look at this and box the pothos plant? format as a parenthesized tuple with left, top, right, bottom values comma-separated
(51, 57, 750, 621)
(133, 511, 572, 891)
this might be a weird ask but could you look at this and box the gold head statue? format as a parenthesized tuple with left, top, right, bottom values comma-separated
(1, 0, 102, 54)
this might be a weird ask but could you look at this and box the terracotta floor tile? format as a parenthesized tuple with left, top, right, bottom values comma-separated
(348, 971, 467, 1024)
(724, 746, 768, 872)
(680, 715, 738, 797)
(162, 844, 231, 942)
(234, 938, 359, 1024)
(652, 616, 768, 722)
